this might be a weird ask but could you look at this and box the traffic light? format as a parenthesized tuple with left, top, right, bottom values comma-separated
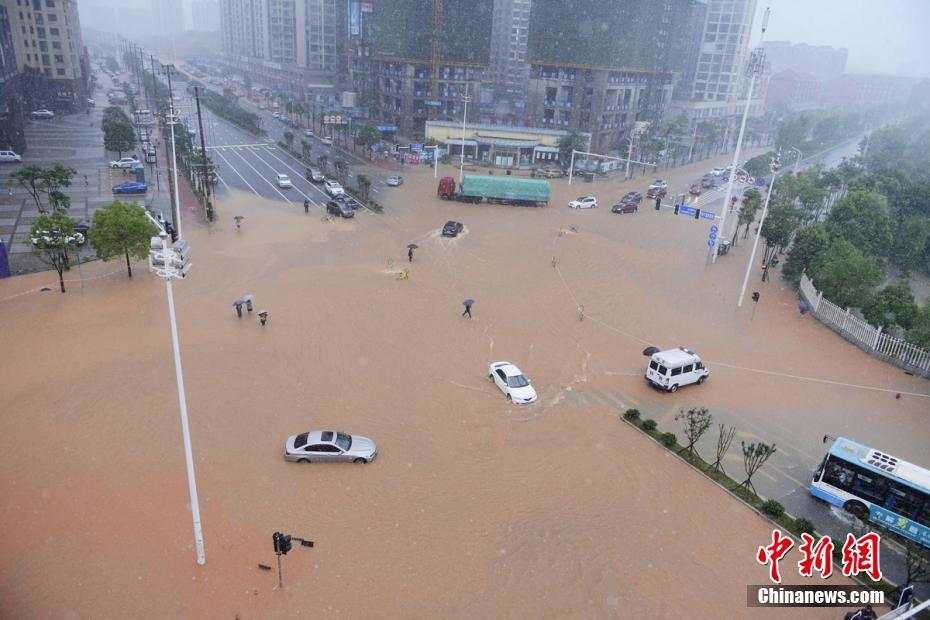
(165, 220, 178, 243)
(281, 534, 292, 555)
(694, 208, 701, 220)
(273, 531, 284, 554)
(674, 204, 679, 215)
(752, 292, 760, 303)
(655, 197, 661, 211)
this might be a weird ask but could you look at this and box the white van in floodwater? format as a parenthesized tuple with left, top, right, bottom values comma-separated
(645, 347, 709, 392)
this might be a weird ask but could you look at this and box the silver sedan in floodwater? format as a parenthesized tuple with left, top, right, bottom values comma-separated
(284, 430, 378, 463)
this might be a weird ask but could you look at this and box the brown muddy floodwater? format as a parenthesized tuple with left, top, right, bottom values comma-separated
(2, 156, 926, 619)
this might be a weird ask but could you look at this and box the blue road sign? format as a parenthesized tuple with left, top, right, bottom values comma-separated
(710, 225, 719, 233)
(424, 100, 442, 107)
(410, 143, 423, 152)
(756, 178, 766, 187)
(701, 211, 717, 221)
(679, 205, 696, 216)
(707, 239, 715, 247)
(709, 232, 717, 241)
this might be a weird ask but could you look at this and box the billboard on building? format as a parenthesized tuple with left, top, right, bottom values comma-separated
(348, 1, 361, 36)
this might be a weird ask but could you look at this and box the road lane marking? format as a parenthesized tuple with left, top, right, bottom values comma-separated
(212, 149, 265, 198)
(228, 148, 294, 204)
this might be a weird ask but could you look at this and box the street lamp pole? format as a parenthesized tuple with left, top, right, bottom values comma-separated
(737, 155, 780, 307)
(144, 215, 203, 565)
(710, 7, 770, 265)
(163, 63, 183, 239)
(458, 85, 470, 186)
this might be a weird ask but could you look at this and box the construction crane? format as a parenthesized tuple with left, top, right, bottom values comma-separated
(430, 0, 442, 118)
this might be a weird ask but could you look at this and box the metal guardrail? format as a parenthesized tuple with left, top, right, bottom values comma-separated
(800, 274, 930, 378)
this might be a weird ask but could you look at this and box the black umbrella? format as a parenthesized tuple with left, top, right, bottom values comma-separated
(407, 243, 418, 250)
(463, 299, 475, 306)
(642, 346, 660, 356)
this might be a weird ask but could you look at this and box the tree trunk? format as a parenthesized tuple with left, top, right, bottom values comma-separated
(57, 267, 66, 293)
(125, 248, 133, 278)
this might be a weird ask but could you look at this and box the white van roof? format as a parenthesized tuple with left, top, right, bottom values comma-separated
(651, 347, 701, 367)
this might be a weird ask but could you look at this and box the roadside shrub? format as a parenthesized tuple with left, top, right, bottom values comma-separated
(794, 518, 816, 535)
(659, 432, 677, 447)
(642, 419, 657, 432)
(760, 500, 785, 518)
(622, 409, 640, 421)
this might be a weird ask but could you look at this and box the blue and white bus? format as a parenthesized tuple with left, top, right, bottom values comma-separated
(811, 436, 930, 548)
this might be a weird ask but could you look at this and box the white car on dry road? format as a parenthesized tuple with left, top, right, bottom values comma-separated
(488, 361, 538, 404)
(568, 196, 598, 209)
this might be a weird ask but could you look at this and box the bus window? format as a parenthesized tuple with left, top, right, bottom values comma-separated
(825, 458, 855, 490)
(885, 483, 922, 519)
(852, 470, 890, 505)
(916, 503, 930, 528)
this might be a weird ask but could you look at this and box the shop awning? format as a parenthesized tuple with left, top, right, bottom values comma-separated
(534, 145, 560, 153)
(475, 135, 539, 148)
(445, 139, 478, 147)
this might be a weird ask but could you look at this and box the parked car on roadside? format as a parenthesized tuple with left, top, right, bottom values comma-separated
(283, 430, 377, 464)
(323, 179, 344, 197)
(320, 136, 334, 146)
(305, 167, 325, 183)
(0, 150, 22, 163)
(531, 166, 563, 178)
(110, 157, 141, 169)
(303, 129, 314, 137)
(112, 181, 148, 194)
(31, 109, 55, 119)
(32, 230, 84, 246)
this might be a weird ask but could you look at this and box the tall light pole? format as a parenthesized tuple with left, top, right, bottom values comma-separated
(162, 63, 183, 239)
(737, 155, 780, 307)
(144, 213, 203, 565)
(710, 7, 770, 264)
(458, 85, 470, 186)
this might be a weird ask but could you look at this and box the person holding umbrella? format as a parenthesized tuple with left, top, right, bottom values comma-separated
(407, 243, 418, 262)
(462, 298, 474, 319)
(234, 215, 244, 230)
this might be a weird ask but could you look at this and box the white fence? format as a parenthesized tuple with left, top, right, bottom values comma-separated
(800, 274, 930, 378)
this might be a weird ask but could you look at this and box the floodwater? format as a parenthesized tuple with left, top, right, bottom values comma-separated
(1, 155, 926, 618)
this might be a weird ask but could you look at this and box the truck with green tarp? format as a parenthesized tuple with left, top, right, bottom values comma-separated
(437, 175, 550, 207)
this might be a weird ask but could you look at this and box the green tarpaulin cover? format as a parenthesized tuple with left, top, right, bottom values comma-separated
(459, 175, 550, 202)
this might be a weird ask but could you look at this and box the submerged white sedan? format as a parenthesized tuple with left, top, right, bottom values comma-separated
(284, 430, 378, 464)
(488, 361, 538, 404)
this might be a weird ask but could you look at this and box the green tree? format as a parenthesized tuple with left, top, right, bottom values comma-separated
(7, 165, 47, 211)
(775, 114, 809, 153)
(809, 238, 882, 308)
(42, 163, 77, 212)
(333, 159, 347, 184)
(906, 306, 930, 349)
(356, 174, 371, 202)
(761, 199, 800, 254)
(890, 215, 930, 273)
(300, 140, 312, 158)
(743, 152, 776, 179)
(283, 131, 294, 149)
(557, 130, 588, 166)
(88, 200, 159, 278)
(104, 119, 137, 158)
(782, 223, 829, 285)
(30, 212, 78, 293)
(317, 154, 328, 174)
(862, 282, 919, 331)
(356, 123, 381, 152)
(825, 190, 893, 258)
(734, 189, 763, 243)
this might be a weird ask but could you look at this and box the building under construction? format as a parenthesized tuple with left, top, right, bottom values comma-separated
(347, 0, 493, 138)
(525, 0, 693, 152)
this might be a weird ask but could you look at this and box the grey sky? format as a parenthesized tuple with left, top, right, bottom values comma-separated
(752, 0, 930, 76)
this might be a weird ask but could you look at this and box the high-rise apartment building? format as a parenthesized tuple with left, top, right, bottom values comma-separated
(488, 0, 531, 101)
(763, 41, 847, 81)
(671, 0, 763, 130)
(190, 0, 221, 32)
(152, 0, 183, 37)
(0, 2, 25, 152)
(349, 0, 494, 137)
(219, 0, 342, 102)
(525, 0, 691, 152)
(7, 0, 88, 108)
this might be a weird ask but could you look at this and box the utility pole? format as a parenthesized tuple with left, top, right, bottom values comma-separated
(194, 87, 214, 221)
(150, 54, 160, 113)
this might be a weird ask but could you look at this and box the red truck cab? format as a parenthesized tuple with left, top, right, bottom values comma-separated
(437, 176, 456, 199)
